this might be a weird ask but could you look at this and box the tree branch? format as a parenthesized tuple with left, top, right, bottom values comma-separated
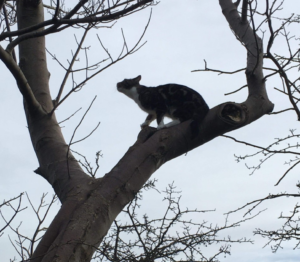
(226, 193, 300, 217)
(0, 46, 42, 113)
(0, 0, 4, 12)
(274, 159, 300, 186)
(3, 5, 17, 62)
(241, 0, 248, 23)
(54, 26, 91, 106)
(222, 134, 300, 155)
(5, 0, 153, 53)
(0, 0, 89, 42)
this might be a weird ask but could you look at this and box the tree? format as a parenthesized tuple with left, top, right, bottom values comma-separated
(214, 0, 300, 254)
(1, 0, 289, 261)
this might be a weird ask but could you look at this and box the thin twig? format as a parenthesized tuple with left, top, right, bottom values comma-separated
(58, 108, 82, 125)
(3, 5, 17, 62)
(222, 134, 300, 155)
(54, 26, 91, 107)
(269, 108, 294, 115)
(274, 159, 300, 186)
(225, 84, 247, 96)
(67, 96, 97, 177)
(226, 193, 300, 217)
(192, 60, 246, 74)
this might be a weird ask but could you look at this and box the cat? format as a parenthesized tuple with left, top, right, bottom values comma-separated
(117, 75, 209, 138)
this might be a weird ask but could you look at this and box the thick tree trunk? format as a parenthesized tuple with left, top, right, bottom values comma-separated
(16, 1, 97, 261)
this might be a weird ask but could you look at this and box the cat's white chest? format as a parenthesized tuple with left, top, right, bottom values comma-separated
(126, 87, 147, 111)
(121, 86, 139, 101)
(120, 86, 151, 113)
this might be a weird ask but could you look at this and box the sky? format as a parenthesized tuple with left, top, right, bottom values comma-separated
(1, 0, 300, 261)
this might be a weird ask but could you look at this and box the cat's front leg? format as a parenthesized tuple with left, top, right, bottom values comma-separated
(157, 119, 165, 130)
(141, 114, 155, 129)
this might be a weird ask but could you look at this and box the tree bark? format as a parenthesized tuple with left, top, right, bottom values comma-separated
(16, 1, 96, 261)
(12, 0, 274, 261)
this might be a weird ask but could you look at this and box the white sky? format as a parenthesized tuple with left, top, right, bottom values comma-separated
(1, 0, 300, 261)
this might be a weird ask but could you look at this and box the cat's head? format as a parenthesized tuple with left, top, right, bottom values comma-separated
(117, 75, 141, 92)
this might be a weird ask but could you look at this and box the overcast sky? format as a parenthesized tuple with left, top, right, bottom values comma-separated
(1, 1, 300, 261)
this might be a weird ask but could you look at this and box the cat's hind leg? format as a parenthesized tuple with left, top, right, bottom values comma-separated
(156, 111, 166, 130)
(164, 119, 181, 128)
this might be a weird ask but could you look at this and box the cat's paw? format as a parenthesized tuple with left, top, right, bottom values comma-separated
(140, 123, 149, 129)
(157, 125, 167, 130)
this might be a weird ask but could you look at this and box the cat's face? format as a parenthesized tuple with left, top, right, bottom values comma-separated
(117, 75, 142, 100)
(117, 75, 141, 92)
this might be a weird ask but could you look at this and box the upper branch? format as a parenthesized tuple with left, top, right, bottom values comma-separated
(220, 0, 263, 75)
(54, 26, 91, 106)
(0, 0, 4, 14)
(4, 0, 153, 53)
(0, 0, 88, 42)
(219, 0, 273, 119)
(241, 0, 248, 23)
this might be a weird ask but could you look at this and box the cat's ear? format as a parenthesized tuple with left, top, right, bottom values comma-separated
(136, 75, 142, 82)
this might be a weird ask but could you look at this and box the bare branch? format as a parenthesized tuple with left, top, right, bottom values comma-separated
(58, 108, 82, 125)
(54, 26, 91, 106)
(222, 135, 300, 156)
(71, 122, 100, 145)
(0, 0, 89, 42)
(53, 0, 60, 19)
(0, 193, 26, 234)
(71, 150, 102, 178)
(227, 193, 300, 217)
(269, 108, 295, 115)
(254, 204, 300, 252)
(51, 9, 152, 112)
(5, 0, 153, 53)
(274, 159, 300, 186)
(192, 60, 246, 74)
(3, 5, 16, 62)
(0, 0, 4, 12)
(0, 46, 42, 114)
(224, 84, 247, 96)
(241, 0, 248, 23)
(25, 193, 58, 256)
(67, 96, 97, 177)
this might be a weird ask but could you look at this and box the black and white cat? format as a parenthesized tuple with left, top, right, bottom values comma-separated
(117, 75, 209, 137)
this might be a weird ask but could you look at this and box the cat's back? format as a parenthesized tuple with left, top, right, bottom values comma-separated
(137, 82, 208, 114)
(156, 83, 207, 106)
